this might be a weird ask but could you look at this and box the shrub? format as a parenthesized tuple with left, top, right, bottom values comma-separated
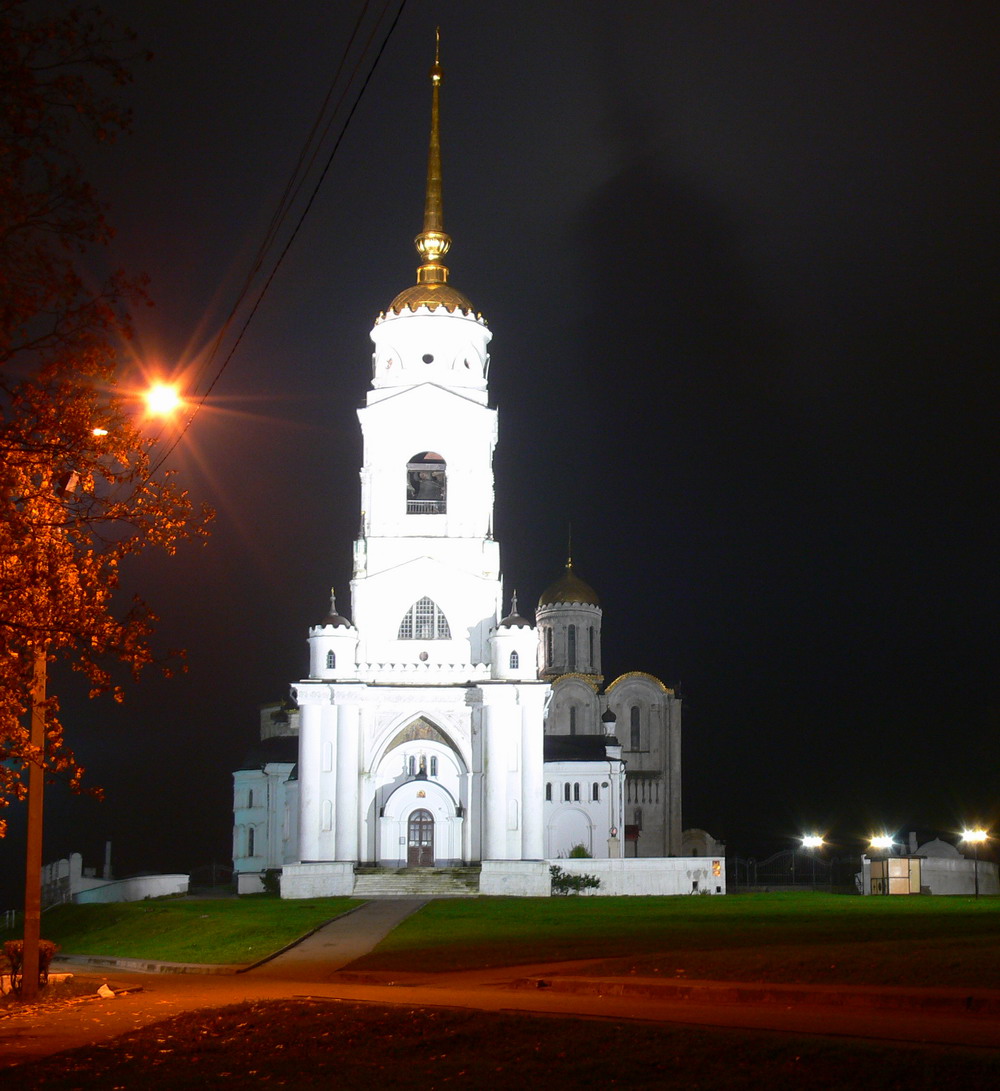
(260, 869, 282, 896)
(549, 865, 601, 896)
(567, 844, 592, 859)
(3, 939, 59, 996)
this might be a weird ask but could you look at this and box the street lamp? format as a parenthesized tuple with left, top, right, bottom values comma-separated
(869, 834, 895, 896)
(801, 835, 824, 889)
(20, 383, 183, 1001)
(961, 828, 988, 899)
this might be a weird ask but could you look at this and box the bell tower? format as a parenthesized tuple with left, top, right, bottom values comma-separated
(350, 33, 501, 674)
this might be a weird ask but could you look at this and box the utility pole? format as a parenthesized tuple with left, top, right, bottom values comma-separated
(21, 645, 47, 1002)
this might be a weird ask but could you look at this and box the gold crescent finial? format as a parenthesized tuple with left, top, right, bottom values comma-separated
(414, 29, 451, 284)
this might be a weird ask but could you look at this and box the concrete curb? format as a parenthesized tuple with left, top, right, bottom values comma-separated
(511, 975, 1000, 1016)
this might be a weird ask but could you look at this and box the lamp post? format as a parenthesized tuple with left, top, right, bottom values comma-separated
(801, 835, 824, 890)
(961, 828, 988, 899)
(870, 834, 894, 895)
(19, 384, 183, 1002)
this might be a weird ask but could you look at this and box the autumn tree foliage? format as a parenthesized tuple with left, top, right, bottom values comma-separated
(0, 2, 212, 834)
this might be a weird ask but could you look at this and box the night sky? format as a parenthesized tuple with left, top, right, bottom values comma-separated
(6, 1, 998, 900)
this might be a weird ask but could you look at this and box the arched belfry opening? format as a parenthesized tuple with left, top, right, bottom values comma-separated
(407, 451, 446, 513)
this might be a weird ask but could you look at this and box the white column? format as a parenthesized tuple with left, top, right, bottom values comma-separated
(481, 689, 508, 859)
(297, 695, 323, 862)
(519, 685, 546, 859)
(335, 701, 360, 861)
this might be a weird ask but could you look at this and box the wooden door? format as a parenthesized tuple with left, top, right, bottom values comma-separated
(407, 809, 434, 867)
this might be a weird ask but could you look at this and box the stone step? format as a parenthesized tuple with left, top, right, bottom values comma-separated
(352, 868, 481, 897)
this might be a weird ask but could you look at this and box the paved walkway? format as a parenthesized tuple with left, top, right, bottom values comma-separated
(3, 898, 1000, 1069)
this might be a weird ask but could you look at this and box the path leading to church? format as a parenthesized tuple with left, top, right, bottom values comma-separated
(3, 897, 1000, 1069)
(247, 896, 427, 981)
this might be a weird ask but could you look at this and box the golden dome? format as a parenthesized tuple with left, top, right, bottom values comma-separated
(388, 281, 474, 315)
(537, 560, 601, 608)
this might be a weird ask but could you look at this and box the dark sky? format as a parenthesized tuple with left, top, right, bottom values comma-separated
(6, 1, 998, 899)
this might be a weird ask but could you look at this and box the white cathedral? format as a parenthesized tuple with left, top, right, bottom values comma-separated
(233, 47, 724, 898)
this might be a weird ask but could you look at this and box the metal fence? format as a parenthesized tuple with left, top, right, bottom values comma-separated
(727, 851, 863, 893)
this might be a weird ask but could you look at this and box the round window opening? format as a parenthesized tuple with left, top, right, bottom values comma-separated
(422, 353, 434, 364)
(419, 651, 429, 662)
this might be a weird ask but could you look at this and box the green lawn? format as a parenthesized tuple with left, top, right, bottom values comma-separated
(350, 893, 1000, 987)
(10, 892, 1000, 987)
(8, 897, 356, 965)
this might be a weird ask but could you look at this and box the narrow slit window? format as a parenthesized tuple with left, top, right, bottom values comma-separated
(326, 649, 335, 669)
(567, 624, 576, 670)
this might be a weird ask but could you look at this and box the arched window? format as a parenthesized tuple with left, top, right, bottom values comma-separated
(569, 706, 577, 735)
(567, 624, 576, 671)
(545, 627, 553, 668)
(545, 782, 552, 801)
(509, 649, 519, 670)
(406, 451, 446, 513)
(630, 706, 641, 751)
(407, 756, 416, 776)
(592, 783, 600, 801)
(247, 827, 255, 856)
(564, 783, 571, 802)
(326, 649, 335, 669)
(430, 756, 438, 777)
(247, 789, 254, 808)
(573, 782, 581, 802)
(398, 597, 451, 639)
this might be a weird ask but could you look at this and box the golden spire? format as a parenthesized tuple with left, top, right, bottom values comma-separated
(386, 30, 474, 315)
(414, 28, 450, 285)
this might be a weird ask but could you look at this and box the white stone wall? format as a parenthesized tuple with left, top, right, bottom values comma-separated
(280, 861, 355, 898)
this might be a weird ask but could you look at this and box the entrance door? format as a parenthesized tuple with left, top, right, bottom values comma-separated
(407, 809, 434, 867)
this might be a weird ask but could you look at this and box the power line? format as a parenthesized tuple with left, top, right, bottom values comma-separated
(150, 0, 409, 474)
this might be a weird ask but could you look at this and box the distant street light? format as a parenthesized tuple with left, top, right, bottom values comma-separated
(801, 835, 824, 889)
(869, 834, 895, 896)
(961, 828, 989, 899)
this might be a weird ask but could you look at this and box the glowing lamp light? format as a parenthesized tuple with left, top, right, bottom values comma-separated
(870, 834, 894, 851)
(962, 828, 988, 844)
(144, 382, 182, 417)
(92, 427, 109, 437)
(801, 835, 824, 850)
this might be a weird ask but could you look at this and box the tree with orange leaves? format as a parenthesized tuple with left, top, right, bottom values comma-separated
(0, 2, 212, 833)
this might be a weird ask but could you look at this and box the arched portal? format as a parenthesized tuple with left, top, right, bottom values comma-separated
(407, 808, 435, 867)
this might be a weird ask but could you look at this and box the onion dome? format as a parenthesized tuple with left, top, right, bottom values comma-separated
(601, 707, 617, 725)
(537, 559, 600, 608)
(318, 589, 352, 628)
(499, 591, 532, 628)
(387, 31, 475, 317)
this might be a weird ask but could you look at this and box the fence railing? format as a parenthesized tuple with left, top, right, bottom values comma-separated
(727, 851, 863, 893)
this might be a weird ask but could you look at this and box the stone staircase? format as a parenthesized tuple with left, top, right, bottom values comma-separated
(352, 866, 481, 897)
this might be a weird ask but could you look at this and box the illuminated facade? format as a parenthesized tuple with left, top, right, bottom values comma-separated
(233, 45, 706, 898)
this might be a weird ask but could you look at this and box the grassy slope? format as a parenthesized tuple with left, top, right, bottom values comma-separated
(9, 893, 1000, 986)
(349, 893, 1000, 987)
(12, 897, 356, 965)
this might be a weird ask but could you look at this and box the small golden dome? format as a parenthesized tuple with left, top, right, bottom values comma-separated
(388, 281, 474, 315)
(537, 561, 601, 608)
